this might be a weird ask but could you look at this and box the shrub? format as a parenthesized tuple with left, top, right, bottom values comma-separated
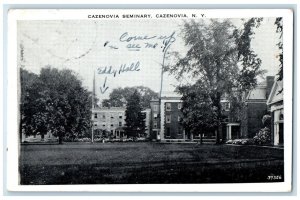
(233, 139, 242, 145)
(77, 137, 92, 142)
(226, 138, 255, 145)
(225, 140, 233, 144)
(241, 138, 255, 145)
(253, 127, 271, 145)
(94, 138, 103, 142)
(262, 115, 271, 128)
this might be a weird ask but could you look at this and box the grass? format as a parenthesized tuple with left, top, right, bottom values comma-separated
(19, 142, 284, 184)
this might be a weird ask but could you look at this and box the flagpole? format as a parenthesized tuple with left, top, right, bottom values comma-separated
(91, 70, 95, 143)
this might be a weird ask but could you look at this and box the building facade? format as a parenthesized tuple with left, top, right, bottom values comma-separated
(159, 97, 186, 141)
(92, 107, 126, 138)
(92, 107, 151, 139)
(267, 81, 284, 146)
(150, 99, 160, 140)
(142, 109, 151, 138)
(240, 76, 274, 138)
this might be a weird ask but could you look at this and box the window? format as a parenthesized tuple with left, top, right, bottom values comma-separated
(119, 122, 122, 127)
(166, 115, 171, 123)
(94, 124, 97, 126)
(153, 121, 158, 128)
(102, 114, 106, 119)
(279, 112, 284, 120)
(153, 113, 158, 119)
(94, 113, 98, 118)
(119, 113, 123, 119)
(166, 103, 171, 111)
(166, 127, 171, 137)
(111, 114, 114, 119)
(153, 105, 158, 112)
(111, 124, 114, 127)
(178, 103, 182, 110)
(102, 124, 106, 127)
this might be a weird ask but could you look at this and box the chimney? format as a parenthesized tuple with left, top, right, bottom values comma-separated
(266, 76, 275, 99)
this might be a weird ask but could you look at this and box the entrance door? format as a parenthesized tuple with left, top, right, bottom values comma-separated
(279, 123, 284, 145)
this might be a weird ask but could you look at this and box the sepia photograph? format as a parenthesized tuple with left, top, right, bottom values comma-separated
(6, 9, 293, 192)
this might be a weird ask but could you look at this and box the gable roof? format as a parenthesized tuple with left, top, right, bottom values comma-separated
(267, 81, 283, 105)
(246, 84, 267, 100)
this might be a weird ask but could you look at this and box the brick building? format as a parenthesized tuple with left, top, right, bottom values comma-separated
(240, 76, 275, 139)
(153, 76, 275, 143)
(159, 96, 186, 141)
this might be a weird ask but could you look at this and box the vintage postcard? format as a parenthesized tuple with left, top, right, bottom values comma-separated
(6, 9, 293, 192)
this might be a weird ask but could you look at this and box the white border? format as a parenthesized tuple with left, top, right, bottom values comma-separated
(6, 9, 293, 192)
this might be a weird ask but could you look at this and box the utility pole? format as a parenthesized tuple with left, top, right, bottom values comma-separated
(91, 70, 95, 143)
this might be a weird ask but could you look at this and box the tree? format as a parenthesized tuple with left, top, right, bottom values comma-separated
(275, 17, 283, 81)
(177, 81, 220, 137)
(102, 86, 158, 109)
(20, 68, 39, 139)
(20, 67, 92, 144)
(166, 19, 263, 141)
(101, 99, 111, 107)
(124, 90, 146, 138)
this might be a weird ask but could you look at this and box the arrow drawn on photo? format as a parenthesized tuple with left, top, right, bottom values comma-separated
(100, 76, 109, 94)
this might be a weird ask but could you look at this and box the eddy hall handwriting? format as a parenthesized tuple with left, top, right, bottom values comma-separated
(97, 61, 141, 77)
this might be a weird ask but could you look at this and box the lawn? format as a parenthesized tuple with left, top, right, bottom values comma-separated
(19, 142, 284, 184)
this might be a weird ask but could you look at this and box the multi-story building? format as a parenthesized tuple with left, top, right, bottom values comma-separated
(92, 107, 151, 139)
(238, 76, 275, 139)
(150, 99, 160, 140)
(159, 96, 186, 141)
(153, 76, 275, 143)
(92, 107, 126, 138)
(142, 109, 151, 138)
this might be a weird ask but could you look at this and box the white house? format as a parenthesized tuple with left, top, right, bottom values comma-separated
(267, 81, 284, 146)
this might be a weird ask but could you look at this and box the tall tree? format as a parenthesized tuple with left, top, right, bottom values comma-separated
(275, 17, 283, 96)
(20, 67, 92, 144)
(124, 90, 146, 138)
(178, 81, 219, 136)
(20, 68, 40, 139)
(275, 17, 283, 81)
(102, 86, 158, 109)
(166, 19, 263, 140)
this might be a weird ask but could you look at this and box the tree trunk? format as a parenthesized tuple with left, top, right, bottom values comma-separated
(199, 133, 202, 144)
(211, 92, 222, 144)
(58, 136, 63, 144)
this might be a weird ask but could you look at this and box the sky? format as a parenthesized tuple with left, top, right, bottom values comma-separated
(17, 18, 281, 101)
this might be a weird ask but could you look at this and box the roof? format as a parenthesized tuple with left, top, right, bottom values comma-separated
(115, 126, 126, 131)
(160, 96, 182, 100)
(92, 107, 126, 112)
(267, 81, 283, 105)
(246, 84, 267, 100)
